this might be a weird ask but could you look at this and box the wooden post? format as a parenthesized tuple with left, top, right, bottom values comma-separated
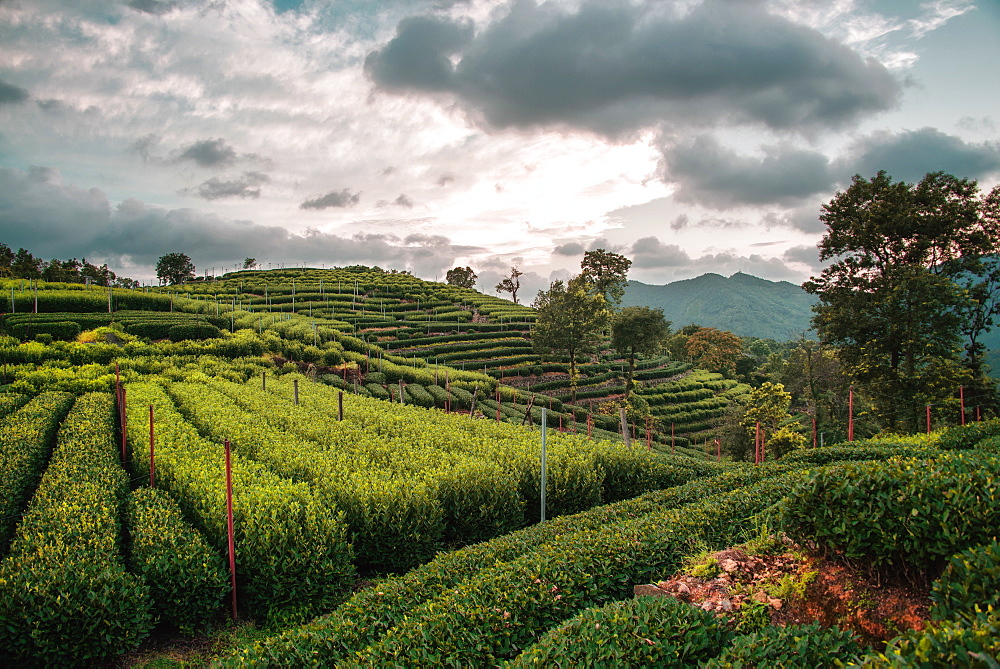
(338, 391, 344, 421)
(224, 439, 237, 620)
(149, 404, 155, 488)
(620, 408, 631, 447)
(470, 387, 479, 415)
(293, 379, 299, 406)
(848, 387, 854, 442)
(960, 385, 966, 426)
(398, 380, 405, 405)
(926, 404, 932, 434)
(262, 372, 266, 391)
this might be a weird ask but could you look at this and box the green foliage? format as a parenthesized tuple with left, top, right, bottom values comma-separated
(868, 608, 1000, 667)
(705, 622, 865, 668)
(509, 595, 730, 667)
(0, 393, 154, 665)
(931, 541, 1000, 622)
(0, 391, 75, 553)
(938, 419, 1000, 450)
(780, 443, 935, 466)
(580, 248, 632, 307)
(127, 487, 229, 635)
(780, 452, 1000, 580)
(168, 323, 222, 341)
(9, 319, 81, 340)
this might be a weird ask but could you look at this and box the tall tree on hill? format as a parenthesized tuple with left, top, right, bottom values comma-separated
(686, 327, 743, 376)
(446, 266, 477, 289)
(804, 171, 1000, 431)
(156, 252, 196, 286)
(495, 266, 523, 304)
(611, 306, 671, 395)
(580, 249, 632, 308)
(532, 276, 610, 400)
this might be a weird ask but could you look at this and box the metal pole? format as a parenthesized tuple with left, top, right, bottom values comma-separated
(540, 408, 547, 523)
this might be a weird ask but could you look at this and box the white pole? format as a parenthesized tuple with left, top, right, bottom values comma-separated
(540, 408, 547, 523)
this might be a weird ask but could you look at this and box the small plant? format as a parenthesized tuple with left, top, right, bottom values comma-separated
(682, 545, 721, 579)
(735, 597, 771, 634)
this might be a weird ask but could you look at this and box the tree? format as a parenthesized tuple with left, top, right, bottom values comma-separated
(242, 257, 257, 270)
(156, 252, 196, 285)
(580, 249, 632, 307)
(804, 171, 1000, 431)
(611, 306, 671, 395)
(11, 248, 42, 279)
(495, 266, 523, 304)
(532, 276, 610, 400)
(738, 382, 806, 458)
(685, 327, 743, 376)
(446, 266, 477, 289)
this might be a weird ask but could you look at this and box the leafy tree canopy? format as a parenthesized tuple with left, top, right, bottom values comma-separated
(580, 249, 632, 307)
(686, 327, 743, 376)
(446, 266, 477, 289)
(612, 306, 671, 394)
(156, 252, 196, 286)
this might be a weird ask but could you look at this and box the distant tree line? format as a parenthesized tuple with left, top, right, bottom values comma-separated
(0, 243, 138, 289)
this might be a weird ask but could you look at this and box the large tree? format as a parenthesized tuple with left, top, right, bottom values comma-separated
(446, 266, 477, 289)
(156, 252, 196, 285)
(611, 306, 671, 395)
(804, 171, 1000, 431)
(580, 249, 632, 307)
(495, 266, 523, 304)
(685, 327, 743, 376)
(532, 276, 609, 399)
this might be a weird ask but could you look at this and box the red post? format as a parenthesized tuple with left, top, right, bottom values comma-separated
(149, 404, 155, 488)
(224, 439, 237, 620)
(960, 386, 966, 426)
(848, 387, 854, 442)
(977, 406, 982, 422)
(926, 404, 932, 434)
(120, 385, 128, 465)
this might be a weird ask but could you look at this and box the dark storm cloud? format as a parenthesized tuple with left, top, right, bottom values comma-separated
(843, 127, 1000, 184)
(185, 171, 270, 200)
(0, 166, 474, 277)
(553, 242, 585, 256)
(300, 189, 361, 210)
(364, 15, 473, 92)
(661, 135, 836, 208)
(366, 0, 900, 138)
(126, 0, 181, 15)
(0, 79, 29, 105)
(630, 236, 692, 268)
(175, 138, 239, 167)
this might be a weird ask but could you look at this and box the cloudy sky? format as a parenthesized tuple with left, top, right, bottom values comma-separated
(1, 0, 998, 295)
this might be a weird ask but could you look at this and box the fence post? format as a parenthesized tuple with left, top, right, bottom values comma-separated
(540, 408, 547, 523)
(338, 391, 344, 421)
(262, 372, 266, 391)
(149, 404, 155, 488)
(619, 408, 631, 447)
(293, 379, 299, 406)
(926, 404, 932, 434)
(224, 439, 237, 620)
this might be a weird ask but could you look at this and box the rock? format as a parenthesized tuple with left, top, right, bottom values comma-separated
(634, 584, 669, 598)
(719, 559, 740, 573)
(676, 582, 691, 595)
(753, 590, 769, 604)
(719, 598, 734, 612)
(769, 597, 783, 610)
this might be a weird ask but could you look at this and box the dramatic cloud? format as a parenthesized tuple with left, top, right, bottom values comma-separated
(126, 0, 181, 15)
(175, 138, 239, 168)
(553, 242, 585, 256)
(630, 236, 692, 268)
(300, 189, 362, 210)
(0, 166, 475, 279)
(843, 127, 1000, 183)
(186, 172, 271, 200)
(0, 79, 29, 105)
(366, 0, 901, 137)
(662, 135, 836, 208)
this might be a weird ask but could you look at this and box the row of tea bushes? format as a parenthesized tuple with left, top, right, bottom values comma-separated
(223, 463, 798, 666)
(0, 393, 153, 666)
(126, 487, 229, 634)
(0, 391, 75, 553)
(124, 382, 354, 622)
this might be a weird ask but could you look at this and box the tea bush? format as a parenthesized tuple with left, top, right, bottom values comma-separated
(930, 540, 1000, 622)
(704, 622, 864, 668)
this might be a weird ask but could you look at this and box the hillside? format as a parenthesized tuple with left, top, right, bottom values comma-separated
(622, 272, 817, 341)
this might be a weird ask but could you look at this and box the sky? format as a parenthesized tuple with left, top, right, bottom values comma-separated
(1, 0, 998, 297)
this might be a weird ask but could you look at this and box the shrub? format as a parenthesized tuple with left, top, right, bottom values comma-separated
(937, 419, 1000, 451)
(780, 452, 1000, 581)
(510, 595, 731, 667)
(127, 487, 229, 634)
(931, 540, 1000, 622)
(168, 323, 222, 341)
(868, 609, 1000, 667)
(704, 623, 865, 668)
(436, 461, 525, 546)
(10, 320, 81, 341)
(403, 383, 435, 408)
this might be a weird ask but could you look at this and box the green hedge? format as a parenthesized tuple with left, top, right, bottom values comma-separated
(867, 609, 1000, 667)
(127, 487, 229, 634)
(0, 393, 153, 666)
(779, 444, 935, 466)
(223, 464, 800, 666)
(780, 452, 1000, 580)
(930, 540, 1000, 622)
(0, 391, 75, 554)
(704, 623, 864, 668)
(0, 394, 27, 420)
(168, 323, 222, 341)
(510, 595, 730, 667)
(937, 419, 1000, 451)
(9, 320, 81, 340)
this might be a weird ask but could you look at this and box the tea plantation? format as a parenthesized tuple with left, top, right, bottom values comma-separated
(0, 271, 997, 666)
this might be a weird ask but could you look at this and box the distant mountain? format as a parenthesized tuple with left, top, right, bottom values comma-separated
(622, 272, 817, 342)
